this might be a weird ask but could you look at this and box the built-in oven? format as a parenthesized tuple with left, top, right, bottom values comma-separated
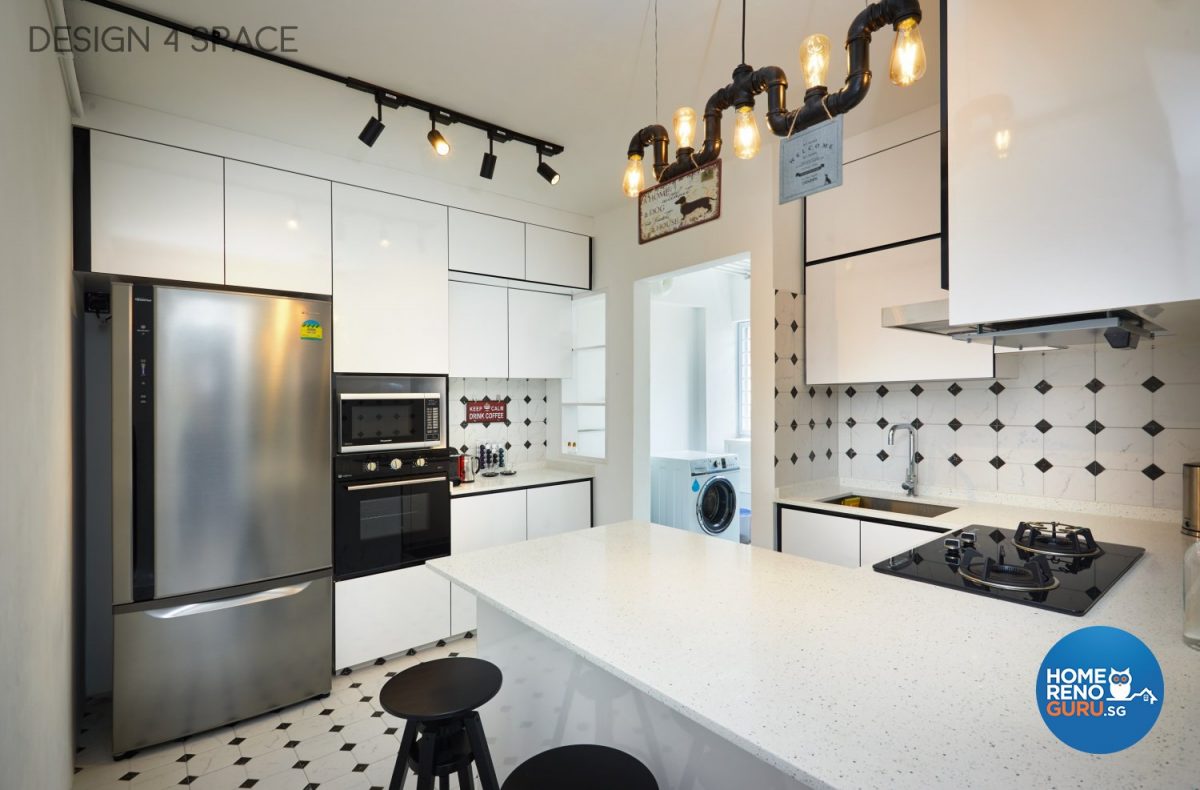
(335, 374, 447, 454)
(333, 450, 453, 581)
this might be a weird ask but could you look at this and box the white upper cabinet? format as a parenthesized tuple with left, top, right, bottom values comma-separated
(332, 184, 448, 374)
(526, 481, 591, 541)
(224, 161, 332, 294)
(525, 225, 590, 288)
(805, 131, 940, 262)
(946, 0, 1200, 324)
(448, 208, 525, 280)
(508, 289, 572, 379)
(88, 131, 224, 284)
(806, 239, 993, 384)
(449, 281, 509, 378)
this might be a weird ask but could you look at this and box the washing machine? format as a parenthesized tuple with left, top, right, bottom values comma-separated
(650, 452, 741, 541)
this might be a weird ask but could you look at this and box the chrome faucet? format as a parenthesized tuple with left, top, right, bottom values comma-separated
(887, 422, 918, 497)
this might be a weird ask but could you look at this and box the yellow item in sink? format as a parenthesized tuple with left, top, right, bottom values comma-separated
(842, 496, 862, 507)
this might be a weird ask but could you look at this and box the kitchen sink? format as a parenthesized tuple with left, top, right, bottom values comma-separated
(819, 493, 957, 519)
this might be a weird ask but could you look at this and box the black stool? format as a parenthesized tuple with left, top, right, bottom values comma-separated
(381, 657, 503, 790)
(501, 745, 658, 790)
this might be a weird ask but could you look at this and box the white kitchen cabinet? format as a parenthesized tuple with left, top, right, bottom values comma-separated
(332, 184, 448, 374)
(508, 289, 572, 379)
(778, 509, 859, 568)
(450, 490, 528, 635)
(946, 0, 1200, 324)
(525, 225, 590, 288)
(449, 282, 509, 378)
(87, 131, 224, 284)
(805, 131, 941, 262)
(526, 481, 592, 541)
(805, 239, 994, 384)
(859, 521, 937, 567)
(448, 208, 525, 280)
(224, 161, 332, 294)
(334, 565, 450, 670)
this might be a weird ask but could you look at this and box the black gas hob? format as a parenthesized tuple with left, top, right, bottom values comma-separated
(872, 522, 1145, 616)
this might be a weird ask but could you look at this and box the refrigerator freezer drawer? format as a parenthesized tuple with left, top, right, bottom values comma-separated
(113, 572, 332, 755)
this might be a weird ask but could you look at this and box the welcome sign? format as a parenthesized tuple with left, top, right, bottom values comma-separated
(638, 160, 721, 244)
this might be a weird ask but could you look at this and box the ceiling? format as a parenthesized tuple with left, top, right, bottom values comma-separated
(66, 0, 940, 218)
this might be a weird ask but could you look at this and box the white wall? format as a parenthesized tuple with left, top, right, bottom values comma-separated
(591, 146, 802, 548)
(649, 302, 706, 453)
(0, 1, 75, 787)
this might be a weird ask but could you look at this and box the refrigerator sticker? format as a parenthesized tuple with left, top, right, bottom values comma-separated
(300, 320, 323, 341)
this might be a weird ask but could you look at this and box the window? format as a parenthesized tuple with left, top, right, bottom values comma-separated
(736, 319, 751, 437)
(561, 293, 606, 459)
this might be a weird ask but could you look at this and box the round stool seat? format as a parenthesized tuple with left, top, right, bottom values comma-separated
(502, 745, 657, 790)
(380, 657, 503, 722)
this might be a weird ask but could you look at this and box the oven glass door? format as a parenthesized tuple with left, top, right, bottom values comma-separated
(339, 393, 440, 452)
(334, 474, 450, 580)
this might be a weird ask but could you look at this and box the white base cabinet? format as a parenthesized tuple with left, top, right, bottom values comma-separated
(779, 506, 944, 567)
(779, 509, 860, 568)
(449, 480, 592, 634)
(527, 482, 592, 540)
(334, 565, 450, 670)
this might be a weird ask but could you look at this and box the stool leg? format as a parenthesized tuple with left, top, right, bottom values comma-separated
(391, 721, 418, 790)
(439, 773, 450, 790)
(416, 729, 438, 790)
(464, 713, 500, 790)
(457, 764, 475, 790)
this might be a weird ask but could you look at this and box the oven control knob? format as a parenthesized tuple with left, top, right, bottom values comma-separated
(415, 457, 427, 467)
(390, 458, 403, 471)
(960, 531, 977, 548)
(364, 460, 378, 472)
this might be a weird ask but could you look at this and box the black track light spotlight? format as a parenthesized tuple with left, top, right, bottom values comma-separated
(536, 152, 560, 185)
(480, 137, 497, 180)
(427, 118, 450, 157)
(358, 99, 385, 147)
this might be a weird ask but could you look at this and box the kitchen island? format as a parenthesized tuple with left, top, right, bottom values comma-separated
(427, 521, 1199, 789)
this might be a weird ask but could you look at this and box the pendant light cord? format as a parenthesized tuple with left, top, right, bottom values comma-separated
(654, 0, 660, 120)
(741, 0, 746, 65)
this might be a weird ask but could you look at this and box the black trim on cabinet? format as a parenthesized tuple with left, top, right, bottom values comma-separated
(803, 233, 943, 267)
(450, 476, 594, 500)
(72, 127, 91, 273)
(447, 269, 588, 293)
(940, 0, 950, 291)
(775, 502, 950, 553)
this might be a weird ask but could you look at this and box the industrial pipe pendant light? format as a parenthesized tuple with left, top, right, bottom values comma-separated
(622, 0, 926, 195)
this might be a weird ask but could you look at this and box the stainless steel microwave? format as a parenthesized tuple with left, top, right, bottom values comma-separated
(338, 391, 444, 453)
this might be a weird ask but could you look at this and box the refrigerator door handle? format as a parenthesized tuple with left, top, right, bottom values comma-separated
(145, 581, 313, 619)
(111, 283, 134, 605)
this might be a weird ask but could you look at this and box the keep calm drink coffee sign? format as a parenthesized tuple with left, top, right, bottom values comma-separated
(638, 160, 721, 244)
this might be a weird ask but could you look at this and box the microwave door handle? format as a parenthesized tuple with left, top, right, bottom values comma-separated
(345, 476, 447, 492)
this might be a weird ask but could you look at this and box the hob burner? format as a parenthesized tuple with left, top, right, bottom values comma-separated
(957, 546, 1060, 592)
(1014, 521, 1103, 558)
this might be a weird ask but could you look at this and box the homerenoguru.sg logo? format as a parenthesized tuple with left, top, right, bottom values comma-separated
(1036, 626, 1163, 754)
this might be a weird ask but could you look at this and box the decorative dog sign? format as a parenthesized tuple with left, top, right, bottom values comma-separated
(637, 160, 721, 244)
(779, 115, 843, 204)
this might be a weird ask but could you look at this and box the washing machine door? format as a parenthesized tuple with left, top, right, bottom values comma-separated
(695, 476, 737, 536)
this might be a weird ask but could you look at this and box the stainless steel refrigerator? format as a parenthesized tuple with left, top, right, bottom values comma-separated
(110, 283, 332, 755)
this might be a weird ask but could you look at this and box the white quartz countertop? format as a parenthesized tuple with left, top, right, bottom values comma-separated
(450, 466, 592, 497)
(777, 478, 1181, 532)
(428, 521, 1199, 789)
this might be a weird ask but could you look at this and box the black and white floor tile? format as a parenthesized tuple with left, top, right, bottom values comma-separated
(73, 640, 478, 790)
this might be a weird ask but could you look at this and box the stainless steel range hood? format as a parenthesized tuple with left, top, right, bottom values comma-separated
(881, 299, 1164, 350)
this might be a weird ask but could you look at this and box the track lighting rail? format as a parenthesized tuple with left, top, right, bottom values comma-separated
(77, 0, 565, 158)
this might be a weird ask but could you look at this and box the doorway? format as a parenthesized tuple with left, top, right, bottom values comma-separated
(645, 256, 752, 543)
